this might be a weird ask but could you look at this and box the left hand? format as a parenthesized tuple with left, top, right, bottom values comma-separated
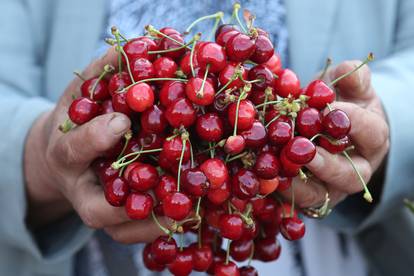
(279, 60, 390, 209)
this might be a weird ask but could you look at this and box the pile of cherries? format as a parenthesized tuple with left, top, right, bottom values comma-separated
(62, 5, 372, 276)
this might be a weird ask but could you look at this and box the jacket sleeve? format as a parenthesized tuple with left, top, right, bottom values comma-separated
(0, 0, 92, 263)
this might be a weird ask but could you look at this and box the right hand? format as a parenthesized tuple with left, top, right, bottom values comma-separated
(24, 47, 167, 244)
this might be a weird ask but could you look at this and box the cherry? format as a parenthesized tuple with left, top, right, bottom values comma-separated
(255, 237, 281, 262)
(230, 239, 253, 262)
(143, 243, 165, 272)
(112, 92, 134, 116)
(249, 197, 265, 216)
(197, 42, 227, 73)
(240, 219, 259, 241)
(240, 120, 268, 149)
(140, 105, 167, 134)
(322, 109, 351, 139)
(318, 135, 350, 153)
(165, 98, 197, 128)
(126, 83, 154, 112)
(215, 261, 240, 276)
(130, 58, 155, 81)
(191, 243, 213, 272)
(123, 38, 149, 61)
(108, 72, 132, 95)
(216, 29, 240, 47)
(274, 69, 301, 98)
(258, 177, 279, 195)
(128, 163, 159, 192)
(304, 80, 335, 110)
(219, 214, 243, 240)
(207, 249, 226, 274)
(95, 160, 118, 182)
(153, 56, 177, 79)
(224, 135, 246, 155)
(162, 136, 191, 162)
(215, 24, 239, 41)
(196, 113, 224, 142)
(205, 207, 226, 229)
(68, 97, 100, 125)
(162, 192, 192, 221)
(228, 100, 257, 131)
(200, 158, 229, 189)
(285, 136, 316, 164)
(159, 81, 186, 107)
(280, 217, 306, 241)
(125, 192, 153, 220)
(104, 177, 129, 207)
(185, 77, 215, 106)
(250, 34, 274, 64)
(253, 152, 280, 179)
(159, 34, 186, 60)
(226, 33, 256, 62)
(276, 203, 298, 224)
(154, 174, 178, 200)
(81, 77, 109, 101)
(232, 169, 260, 200)
(207, 180, 230, 205)
(279, 147, 301, 177)
(137, 132, 165, 150)
(296, 107, 322, 138)
(277, 175, 292, 191)
(181, 168, 210, 197)
(151, 236, 178, 264)
(264, 53, 282, 75)
(138, 36, 159, 61)
(239, 266, 258, 276)
(101, 99, 114, 114)
(219, 62, 247, 89)
(248, 64, 275, 92)
(167, 247, 193, 276)
(159, 27, 181, 37)
(180, 52, 199, 76)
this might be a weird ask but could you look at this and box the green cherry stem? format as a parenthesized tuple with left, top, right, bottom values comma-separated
(145, 25, 189, 49)
(247, 242, 255, 266)
(151, 211, 171, 236)
(58, 119, 74, 133)
(254, 100, 282, 109)
(265, 114, 281, 128)
(185, 11, 224, 34)
(330, 53, 374, 86)
(232, 3, 248, 33)
(208, 14, 222, 41)
(111, 148, 163, 169)
(190, 39, 198, 78)
(118, 44, 136, 84)
(120, 77, 188, 93)
(188, 139, 195, 168)
(176, 136, 188, 192)
(197, 64, 210, 98)
(148, 33, 200, 54)
(290, 181, 296, 218)
(225, 239, 232, 265)
(112, 26, 123, 74)
(116, 130, 133, 160)
(233, 89, 248, 136)
(90, 64, 114, 99)
(319, 58, 332, 80)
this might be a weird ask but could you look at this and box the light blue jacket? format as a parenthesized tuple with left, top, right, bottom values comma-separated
(0, 0, 414, 275)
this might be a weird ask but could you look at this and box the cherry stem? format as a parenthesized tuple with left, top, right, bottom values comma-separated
(247, 242, 255, 266)
(118, 45, 136, 84)
(208, 142, 215, 158)
(145, 25, 189, 49)
(148, 34, 200, 54)
(112, 26, 123, 74)
(290, 180, 296, 218)
(190, 39, 198, 78)
(151, 211, 171, 236)
(197, 222, 202, 248)
(185, 11, 224, 34)
(180, 233, 184, 251)
(90, 64, 114, 99)
(73, 71, 86, 81)
(227, 151, 248, 163)
(111, 148, 162, 169)
(255, 100, 282, 109)
(330, 53, 374, 86)
(209, 15, 222, 41)
(232, 3, 248, 33)
(225, 239, 232, 265)
(58, 118, 74, 133)
(120, 77, 188, 93)
(188, 139, 195, 168)
(197, 64, 210, 98)
(233, 89, 248, 136)
(116, 130, 133, 160)
(176, 137, 188, 192)
(319, 58, 332, 80)
(261, 88, 272, 125)
(299, 169, 308, 182)
(265, 114, 281, 128)
(215, 71, 239, 96)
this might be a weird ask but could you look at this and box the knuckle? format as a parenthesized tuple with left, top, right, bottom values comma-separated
(80, 203, 101, 229)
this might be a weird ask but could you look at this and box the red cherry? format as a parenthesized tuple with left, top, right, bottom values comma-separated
(268, 120, 292, 145)
(68, 97, 100, 125)
(215, 24, 239, 42)
(162, 192, 192, 221)
(165, 98, 197, 128)
(255, 237, 281, 262)
(276, 175, 292, 191)
(214, 261, 240, 276)
(239, 266, 258, 276)
(191, 243, 213, 272)
(197, 42, 227, 73)
(226, 33, 256, 62)
(143, 243, 165, 272)
(125, 192, 153, 220)
(219, 62, 247, 89)
(250, 35, 274, 64)
(232, 169, 260, 200)
(126, 83, 154, 112)
(128, 163, 159, 192)
(279, 147, 301, 177)
(304, 80, 335, 109)
(159, 27, 181, 37)
(130, 58, 155, 81)
(207, 180, 230, 205)
(94, 160, 118, 182)
(167, 247, 193, 276)
(200, 158, 229, 189)
(112, 92, 133, 116)
(104, 177, 129, 207)
(224, 135, 246, 155)
(137, 132, 165, 150)
(101, 99, 114, 114)
(318, 135, 350, 154)
(230, 197, 248, 212)
(240, 219, 259, 241)
(249, 197, 265, 216)
(264, 53, 282, 75)
(256, 197, 278, 223)
(248, 64, 275, 91)
(159, 81, 186, 107)
(185, 77, 215, 106)
(228, 100, 257, 131)
(219, 214, 243, 240)
(240, 120, 268, 149)
(259, 177, 279, 195)
(253, 152, 280, 179)
(216, 28, 240, 47)
(154, 174, 178, 201)
(322, 109, 351, 139)
(274, 69, 301, 98)
(159, 34, 185, 60)
(162, 136, 191, 162)
(181, 168, 210, 197)
(196, 113, 224, 142)
(230, 239, 253, 262)
(81, 77, 109, 101)
(153, 56, 177, 79)
(296, 107, 322, 138)
(108, 72, 132, 95)
(206, 249, 226, 274)
(123, 38, 149, 61)
(151, 236, 178, 264)
(285, 136, 316, 164)
(140, 105, 167, 134)
(280, 217, 306, 241)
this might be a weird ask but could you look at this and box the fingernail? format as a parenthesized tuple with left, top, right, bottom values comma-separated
(108, 114, 129, 135)
(309, 152, 324, 169)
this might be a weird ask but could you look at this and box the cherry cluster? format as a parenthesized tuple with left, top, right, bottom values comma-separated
(62, 4, 373, 276)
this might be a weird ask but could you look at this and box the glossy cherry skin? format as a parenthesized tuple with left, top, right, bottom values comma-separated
(228, 100, 257, 131)
(196, 113, 224, 142)
(159, 27, 181, 37)
(216, 28, 240, 47)
(232, 169, 260, 200)
(108, 72, 132, 95)
(94, 160, 118, 182)
(185, 77, 215, 106)
(151, 236, 178, 265)
(137, 132, 165, 151)
(226, 33, 256, 62)
(81, 77, 109, 101)
(143, 243, 165, 272)
(256, 197, 278, 223)
(153, 56, 177, 79)
(197, 42, 227, 73)
(123, 38, 149, 61)
(254, 152, 280, 179)
(215, 24, 239, 41)
(162, 192, 192, 221)
(304, 80, 335, 110)
(112, 92, 133, 116)
(181, 168, 209, 197)
(224, 135, 246, 155)
(239, 266, 258, 276)
(219, 214, 244, 240)
(219, 62, 247, 89)
(207, 249, 226, 275)
(230, 239, 253, 262)
(125, 192, 153, 220)
(128, 163, 159, 192)
(215, 261, 240, 276)
(240, 120, 268, 149)
(280, 217, 306, 241)
(248, 64, 275, 91)
(255, 237, 281, 262)
(140, 105, 167, 134)
(285, 136, 316, 164)
(264, 53, 282, 75)
(190, 243, 213, 272)
(154, 174, 177, 201)
(68, 97, 100, 125)
(240, 219, 259, 241)
(159, 81, 186, 107)
(277, 175, 292, 191)
(165, 98, 197, 128)
(130, 58, 155, 81)
(296, 107, 323, 138)
(279, 147, 301, 177)
(179, 51, 198, 76)
(103, 177, 129, 207)
(322, 109, 351, 138)
(167, 247, 193, 276)
(126, 83, 154, 112)
(318, 135, 350, 153)
(274, 69, 301, 98)
(100, 99, 114, 114)
(268, 121, 292, 145)
(200, 158, 229, 189)
(162, 136, 191, 162)
(259, 177, 279, 195)
(159, 34, 185, 60)
(250, 34, 274, 64)
(207, 180, 230, 205)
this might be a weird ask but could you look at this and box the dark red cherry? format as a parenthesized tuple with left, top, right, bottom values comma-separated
(224, 135, 246, 155)
(191, 243, 213, 272)
(264, 53, 282, 75)
(240, 120, 268, 149)
(196, 113, 224, 142)
(159, 34, 186, 60)
(103, 177, 129, 207)
(304, 80, 335, 110)
(162, 192, 192, 221)
(249, 197, 265, 217)
(239, 266, 258, 276)
(143, 243, 165, 272)
(95, 160, 118, 182)
(215, 24, 239, 40)
(280, 217, 306, 241)
(112, 92, 133, 116)
(285, 136, 316, 164)
(230, 239, 253, 262)
(151, 236, 178, 265)
(101, 99, 114, 114)
(181, 168, 210, 197)
(126, 83, 154, 112)
(230, 197, 248, 212)
(207, 249, 226, 274)
(162, 136, 191, 162)
(219, 62, 247, 89)
(128, 163, 159, 192)
(123, 38, 149, 61)
(240, 218, 259, 241)
(277, 175, 292, 191)
(216, 29, 240, 47)
(296, 107, 322, 138)
(253, 152, 280, 179)
(200, 158, 229, 189)
(215, 261, 240, 276)
(68, 97, 100, 125)
(165, 98, 197, 128)
(318, 135, 350, 153)
(159, 27, 181, 37)
(137, 132, 165, 150)
(248, 64, 275, 91)
(159, 81, 186, 107)
(322, 109, 351, 139)
(108, 72, 132, 95)
(138, 36, 159, 61)
(153, 56, 178, 79)
(250, 34, 274, 64)
(256, 197, 278, 223)
(255, 237, 281, 262)
(279, 147, 301, 177)
(207, 180, 230, 205)
(226, 33, 256, 62)
(140, 105, 167, 134)
(232, 169, 260, 200)
(179, 51, 199, 76)
(185, 77, 215, 106)
(154, 174, 177, 201)
(130, 58, 155, 81)
(228, 100, 257, 131)
(268, 121, 292, 145)
(125, 192, 153, 220)
(274, 69, 301, 98)
(167, 247, 193, 276)
(219, 214, 244, 240)
(197, 42, 227, 73)
(81, 77, 109, 101)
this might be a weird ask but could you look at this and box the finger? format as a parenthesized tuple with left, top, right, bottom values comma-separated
(306, 147, 372, 194)
(54, 112, 130, 169)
